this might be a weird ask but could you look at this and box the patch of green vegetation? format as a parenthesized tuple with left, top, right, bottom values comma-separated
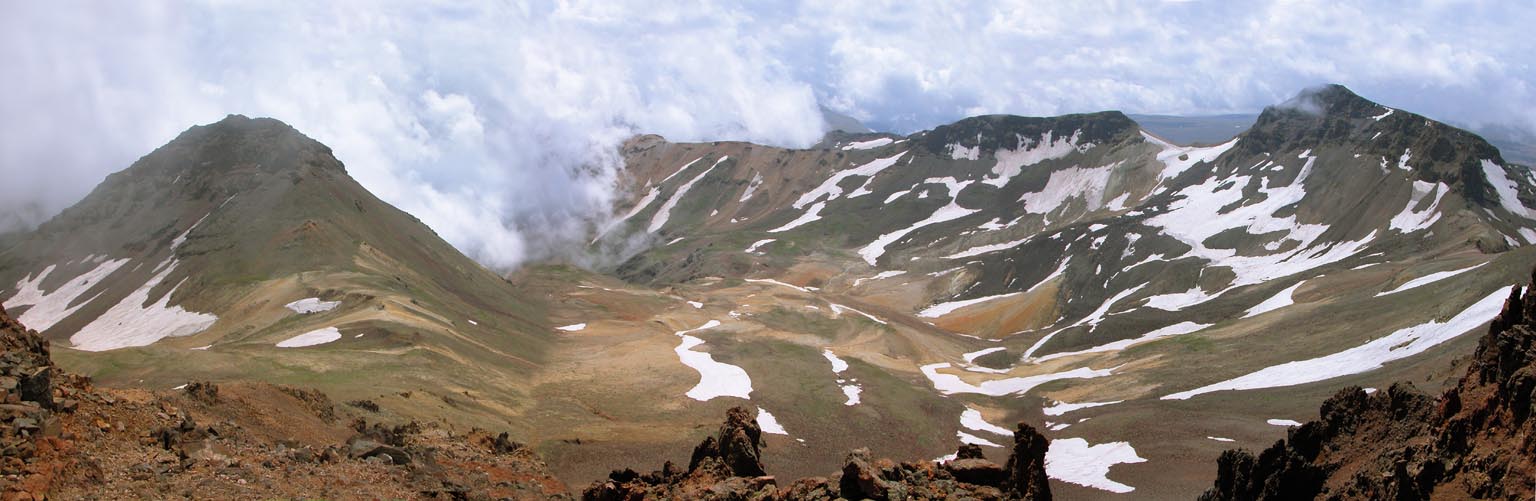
(754, 307, 845, 340)
(1127, 334, 1214, 358)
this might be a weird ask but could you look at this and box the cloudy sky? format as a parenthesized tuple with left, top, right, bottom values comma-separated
(3, 0, 1532, 268)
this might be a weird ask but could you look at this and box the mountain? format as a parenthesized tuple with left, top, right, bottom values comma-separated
(1202, 269, 1536, 499)
(11, 86, 1536, 498)
(574, 84, 1536, 497)
(0, 115, 553, 427)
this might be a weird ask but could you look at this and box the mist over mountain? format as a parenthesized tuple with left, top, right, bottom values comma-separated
(6, 3, 1536, 499)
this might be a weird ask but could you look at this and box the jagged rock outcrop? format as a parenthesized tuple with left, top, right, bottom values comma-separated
(1, 303, 64, 494)
(1202, 272, 1536, 500)
(583, 406, 1052, 500)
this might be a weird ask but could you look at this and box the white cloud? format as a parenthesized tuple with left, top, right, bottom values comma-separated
(1, 1, 1533, 269)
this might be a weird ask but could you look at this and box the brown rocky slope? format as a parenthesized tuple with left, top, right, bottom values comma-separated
(583, 406, 1052, 500)
(1202, 271, 1536, 500)
(0, 304, 571, 500)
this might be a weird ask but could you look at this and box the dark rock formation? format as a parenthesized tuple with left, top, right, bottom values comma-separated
(583, 406, 1053, 500)
(1202, 275, 1536, 500)
(1, 304, 62, 481)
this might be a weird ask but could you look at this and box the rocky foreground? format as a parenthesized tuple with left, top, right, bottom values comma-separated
(1202, 272, 1536, 500)
(583, 406, 1051, 501)
(0, 305, 569, 500)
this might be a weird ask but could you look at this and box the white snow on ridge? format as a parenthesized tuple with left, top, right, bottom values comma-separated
(1371, 108, 1394, 121)
(1481, 159, 1536, 220)
(920, 362, 1114, 396)
(767, 201, 825, 233)
(276, 327, 343, 348)
(1046, 438, 1147, 494)
(1243, 281, 1305, 318)
(918, 292, 1021, 318)
(859, 178, 978, 265)
(1163, 288, 1508, 400)
(1017, 163, 1117, 217)
(1375, 263, 1485, 297)
(70, 260, 218, 352)
(1389, 181, 1447, 233)
(6, 258, 131, 332)
(647, 157, 725, 233)
(285, 297, 340, 314)
(556, 323, 587, 332)
(793, 151, 909, 209)
(985, 130, 1093, 188)
(1144, 150, 1376, 288)
(1143, 132, 1239, 182)
(842, 137, 895, 150)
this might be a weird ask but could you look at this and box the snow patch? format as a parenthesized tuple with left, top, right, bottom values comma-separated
(1164, 288, 1508, 400)
(918, 292, 1020, 318)
(842, 137, 894, 150)
(745, 239, 777, 254)
(794, 151, 908, 208)
(674, 321, 752, 401)
(1046, 438, 1147, 493)
(858, 178, 977, 265)
(69, 260, 218, 352)
(556, 323, 587, 332)
(647, 157, 724, 232)
(1481, 159, 1536, 220)
(276, 327, 342, 348)
(767, 201, 825, 233)
(1243, 281, 1305, 318)
(5, 258, 131, 331)
(920, 363, 1115, 396)
(756, 407, 789, 435)
(1376, 263, 1485, 297)
(1042, 400, 1123, 417)
(1267, 419, 1302, 427)
(985, 130, 1093, 187)
(285, 297, 340, 314)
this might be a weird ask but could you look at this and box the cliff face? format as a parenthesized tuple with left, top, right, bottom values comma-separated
(1202, 272, 1536, 500)
(583, 406, 1053, 501)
